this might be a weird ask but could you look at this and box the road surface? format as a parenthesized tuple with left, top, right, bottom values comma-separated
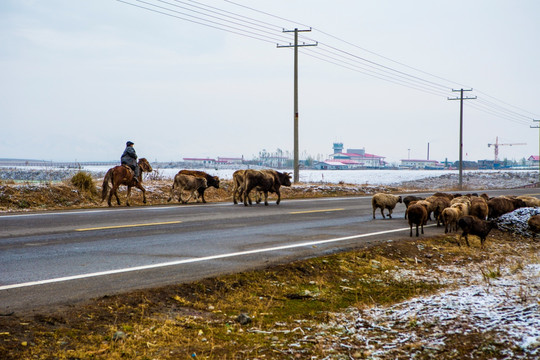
(0, 188, 536, 313)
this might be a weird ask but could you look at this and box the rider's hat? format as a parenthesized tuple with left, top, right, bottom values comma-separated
(126, 141, 134, 146)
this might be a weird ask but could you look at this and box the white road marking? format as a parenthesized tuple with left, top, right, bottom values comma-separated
(0, 225, 435, 291)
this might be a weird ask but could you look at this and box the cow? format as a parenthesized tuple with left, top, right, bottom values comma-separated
(232, 170, 247, 204)
(243, 169, 292, 206)
(167, 173, 208, 204)
(232, 169, 266, 205)
(179, 169, 220, 203)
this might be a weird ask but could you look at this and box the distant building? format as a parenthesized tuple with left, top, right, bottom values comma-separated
(314, 159, 363, 170)
(183, 158, 215, 167)
(400, 159, 444, 169)
(326, 146, 386, 168)
(217, 156, 244, 165)
(332, 142, 344, 154)
(527, 155, 539, 168)
(478, 159, 496, 169)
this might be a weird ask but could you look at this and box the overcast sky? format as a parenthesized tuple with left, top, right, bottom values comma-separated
(1, 0, 539, 165)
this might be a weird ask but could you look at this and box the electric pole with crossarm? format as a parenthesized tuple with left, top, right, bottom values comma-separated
(448, 88, 476, 189)
(278, 28, 317, 183)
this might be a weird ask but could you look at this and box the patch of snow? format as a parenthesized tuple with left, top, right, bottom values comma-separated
(496, 207, 540, 237)
(326, 263, 540, 358)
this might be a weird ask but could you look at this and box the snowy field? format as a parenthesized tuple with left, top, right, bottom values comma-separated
(1, 165, 538, 191)
(2, 164, 536, 187)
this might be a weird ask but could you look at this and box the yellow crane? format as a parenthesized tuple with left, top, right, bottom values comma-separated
(487, 136, 526, 162)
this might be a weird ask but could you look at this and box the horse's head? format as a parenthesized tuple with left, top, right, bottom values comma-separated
(138, 158, 153, 173)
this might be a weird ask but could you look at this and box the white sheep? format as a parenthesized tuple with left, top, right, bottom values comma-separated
(441, 207, 461, 233)
(372, 193, 402, 219)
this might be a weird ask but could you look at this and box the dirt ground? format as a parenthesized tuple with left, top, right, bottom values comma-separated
(0, 176, 539, 359)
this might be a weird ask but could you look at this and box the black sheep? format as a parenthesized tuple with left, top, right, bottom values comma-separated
(457, 215, 497, 248)
(403, 195, 425, 219)
(408, 203, 428, 237)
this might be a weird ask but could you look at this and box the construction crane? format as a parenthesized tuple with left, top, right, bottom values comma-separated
(487, 136, 526, 162)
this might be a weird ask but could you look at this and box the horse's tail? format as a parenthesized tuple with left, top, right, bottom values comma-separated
(101, 169, 113, 202)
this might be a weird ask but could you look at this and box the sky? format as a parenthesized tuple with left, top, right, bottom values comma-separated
(1, 0, 539, 165)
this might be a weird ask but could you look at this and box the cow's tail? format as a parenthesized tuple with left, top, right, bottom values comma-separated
(101, 169, 113, 202)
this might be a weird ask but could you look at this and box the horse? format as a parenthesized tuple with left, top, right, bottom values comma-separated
(101, 158, 153, 207)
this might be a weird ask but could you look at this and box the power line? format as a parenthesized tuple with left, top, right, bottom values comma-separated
(310, 44, 451, 95)
(301, 48, 449, 98)
(117, 0, 283, 44)
(116, 0, 538, 127)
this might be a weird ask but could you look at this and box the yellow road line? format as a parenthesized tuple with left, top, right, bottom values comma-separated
(289, 208, 345, 215)
(76, 221, 182, 232)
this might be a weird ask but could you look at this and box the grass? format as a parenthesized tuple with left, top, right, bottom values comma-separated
(1, 230, 538, 359)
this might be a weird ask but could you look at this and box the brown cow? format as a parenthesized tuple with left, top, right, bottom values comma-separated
(231, 170, 261, 204)
(243, 169, 292, 206)
(179, 170, 219, 203)
(167, 173, 208, 204)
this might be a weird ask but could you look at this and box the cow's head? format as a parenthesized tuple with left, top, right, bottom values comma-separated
(281, 172, 292, 186)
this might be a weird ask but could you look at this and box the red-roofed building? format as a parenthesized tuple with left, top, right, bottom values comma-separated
(527, 155, 539, 167)
(328, 149, 386, 168)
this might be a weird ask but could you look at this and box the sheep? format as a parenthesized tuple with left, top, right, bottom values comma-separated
(469, 197, 489, 220)
(517, 195, 540, 208)
(432, 192, 455, 201)
(457, 215, 497, 248)
(528, 214, 540, 237)
(372, 193, 402, 219)
(407, 203, 428, 237)
(426, 196, 451, 226)
(403, 195, 425, 219)
(450, 196, 472, 211)
(441, 207, 460, 233)
(450, 202, 469, 217)
(405, 199, 432, 220)
(487, 196, 527, 219)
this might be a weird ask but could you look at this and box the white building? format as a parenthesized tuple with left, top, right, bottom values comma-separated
(399, 159, 444, 169)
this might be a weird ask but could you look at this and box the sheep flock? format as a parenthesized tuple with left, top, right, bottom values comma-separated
(372, 191, 540, 244)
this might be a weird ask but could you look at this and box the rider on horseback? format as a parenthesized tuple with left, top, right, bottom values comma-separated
(121, 141, 139, 184)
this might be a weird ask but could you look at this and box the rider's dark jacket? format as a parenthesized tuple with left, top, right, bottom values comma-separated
(121, 146, 137, 168)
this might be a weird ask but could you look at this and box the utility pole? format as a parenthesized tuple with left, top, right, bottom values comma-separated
(278, 28, 317, 183)
(448, 88, 476, 189)
(531, 120, 540, 184)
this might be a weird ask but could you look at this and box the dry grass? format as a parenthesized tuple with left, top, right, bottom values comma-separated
(0, 230, 538, 359)
(0, 177, 385, 212)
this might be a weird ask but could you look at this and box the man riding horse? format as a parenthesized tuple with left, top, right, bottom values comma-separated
(121, 141, 139, 184)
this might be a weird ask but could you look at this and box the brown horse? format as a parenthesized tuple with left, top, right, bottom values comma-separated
(101, 158, 153, 207)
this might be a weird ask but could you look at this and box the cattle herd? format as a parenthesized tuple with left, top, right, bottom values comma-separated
(166, 169, 292, 206)
(372, 191, 540, 247)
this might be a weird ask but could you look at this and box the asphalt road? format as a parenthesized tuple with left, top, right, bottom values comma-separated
(0, 188, 537, 313)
